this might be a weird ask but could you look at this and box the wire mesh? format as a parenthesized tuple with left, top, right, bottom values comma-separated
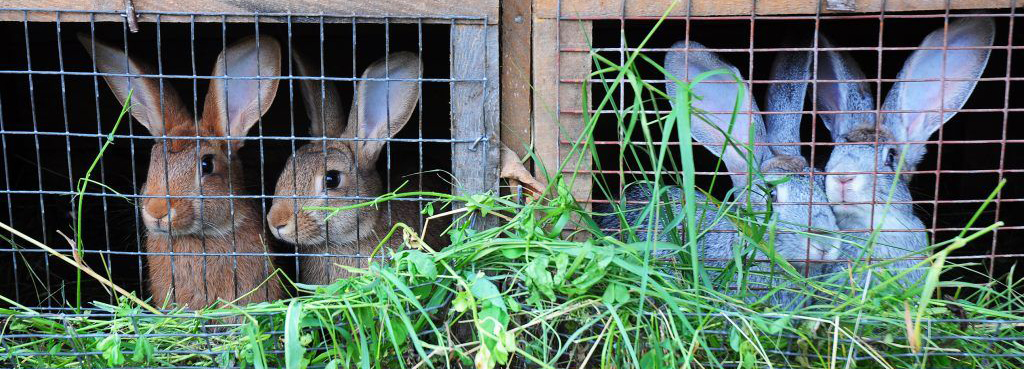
(0, 9, 495, 309)
(1, 0, 1024, 367)
(551, 2, 1023, 285)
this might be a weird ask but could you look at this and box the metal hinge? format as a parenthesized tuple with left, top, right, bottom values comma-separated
(124, 0, 140, 33)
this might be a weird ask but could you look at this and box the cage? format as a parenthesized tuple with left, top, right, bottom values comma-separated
(524, 0, 1023, 363)
(3, 0, 1024, 367)
(0, 1, 501, 309)
(532, 1, 1022, 278)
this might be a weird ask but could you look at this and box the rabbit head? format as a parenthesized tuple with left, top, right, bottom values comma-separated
(665, 41, 839, 262)
(819, 18, 994, 218)
(80, 34, 281, 237)
(267, 52, 422, 247)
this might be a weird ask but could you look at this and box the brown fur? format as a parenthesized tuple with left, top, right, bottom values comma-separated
(82, 34, 284, 309)
(268, 52, 448, 284)
(268, 143, 449, 283)
(842, 126, 895, 143)
(760, 154, 808, 174)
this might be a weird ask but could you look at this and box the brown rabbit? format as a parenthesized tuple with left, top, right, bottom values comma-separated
(267, 51, 451, 284)
(80, 34, 284, 309)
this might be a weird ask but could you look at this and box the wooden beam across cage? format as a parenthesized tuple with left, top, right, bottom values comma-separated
(0, 0, 499, 23)
(534, 0, 1016, 18)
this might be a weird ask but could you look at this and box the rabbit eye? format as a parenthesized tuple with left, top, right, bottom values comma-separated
(884, 149, 897, 168)
(200, 155, 215, 175)
(324, 170, 341, 189)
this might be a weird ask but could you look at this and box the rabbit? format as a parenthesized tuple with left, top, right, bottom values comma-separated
(267, 51, 453, 284)
(79, 34, 285, 309)
(596, 41, 840, 307)
(815, 17, 994, 288)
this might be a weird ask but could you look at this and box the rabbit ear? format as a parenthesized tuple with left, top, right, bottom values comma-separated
(765, 41, 812, 158)
(882, 17, 994, 169)
(664, 41, 768, 187)
(291, 50, 344, 138)
(344, 52, 421, 168)
(815, 34, 876, 142)
(78, 34, 188, 137)
(202, 35, 281, 151)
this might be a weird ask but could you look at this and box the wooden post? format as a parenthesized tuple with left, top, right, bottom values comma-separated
(533, 17, 592, 206)
(500, 0, 533, 161)
(452, 22, 501, 229)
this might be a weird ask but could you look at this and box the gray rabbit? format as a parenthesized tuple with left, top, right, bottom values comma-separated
(597, 41, 840, 308)
(816, 18, 994, 288)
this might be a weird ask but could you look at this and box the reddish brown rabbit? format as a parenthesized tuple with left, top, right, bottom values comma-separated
(80, 34, 284, 309)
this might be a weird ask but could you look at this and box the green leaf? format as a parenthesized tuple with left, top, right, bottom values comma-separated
(453, 291, 471, 313)
(553, 253, 570, 285)
(475, 344, 496, 369)
(284, 301, 305, 369)
(740, 341, 755, 368)
(640, 349, 662, 369)
(469, 272, 506, 311)
(131, 336, 154, 364)
(477, 307, 510, 364)
(501, 246, 526, 259)
(728, 327, 741, 352)
(388, 316, 409, 347)
(507, 297, 521, 313)
(523, 256, 555, 301)
(97, 334, 125, 366)
(406, 250, 438, 279)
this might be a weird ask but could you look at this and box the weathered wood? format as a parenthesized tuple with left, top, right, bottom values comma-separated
(532, 18, 591, 205)
(500, 0, 533, 162)
(0, 0, 499, 23)
(452, 23, 501, 228)
(535, 0, 1016, 18)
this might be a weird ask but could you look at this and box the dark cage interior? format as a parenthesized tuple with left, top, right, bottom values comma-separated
(0, 18, 455, 307)
(589, 11, 1024, 283)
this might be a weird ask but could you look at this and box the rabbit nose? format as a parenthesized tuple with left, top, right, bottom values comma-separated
(144, 205, 176, 228)
(835, 175, 855, 185)
(268, 205, 295, 234)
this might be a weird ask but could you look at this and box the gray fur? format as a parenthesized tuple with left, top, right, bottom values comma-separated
(598, 41, 840, 309)
(818, 18, 995, 288)
(765, 41, 812, 158)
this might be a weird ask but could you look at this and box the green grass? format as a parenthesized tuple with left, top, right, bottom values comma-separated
(3, 10, 1024, 369)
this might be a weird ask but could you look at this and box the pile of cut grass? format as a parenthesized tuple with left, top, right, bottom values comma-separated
(2, 186, 1022, 368)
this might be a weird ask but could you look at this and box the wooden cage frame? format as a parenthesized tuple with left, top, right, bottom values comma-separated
(515, 0, 1017, 206)
(0, 0, 1018, 206)
(0, 0, 503, 230)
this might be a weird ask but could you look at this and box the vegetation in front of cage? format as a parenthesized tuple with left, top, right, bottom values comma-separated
(1, 188, 1022, 369)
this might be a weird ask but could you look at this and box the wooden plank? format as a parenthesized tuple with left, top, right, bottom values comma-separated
(0, 0, 499, 23)
(535, 0, 1016, 18)
(452, 23, 501, 229)
(500, 0, 533, 162)
(532, 18, 591, 205)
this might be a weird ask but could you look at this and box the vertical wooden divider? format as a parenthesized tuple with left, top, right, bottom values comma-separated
(452, 22, 502, 229)
(533, 18, 592, 207)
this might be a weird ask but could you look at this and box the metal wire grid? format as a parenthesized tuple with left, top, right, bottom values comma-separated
(0, 9, 495, 308)
(552, 2, 1022, 279)
(4, 307, 1024, 368)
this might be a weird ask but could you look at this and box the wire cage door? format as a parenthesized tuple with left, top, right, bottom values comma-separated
(0, 3, 500, 310)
